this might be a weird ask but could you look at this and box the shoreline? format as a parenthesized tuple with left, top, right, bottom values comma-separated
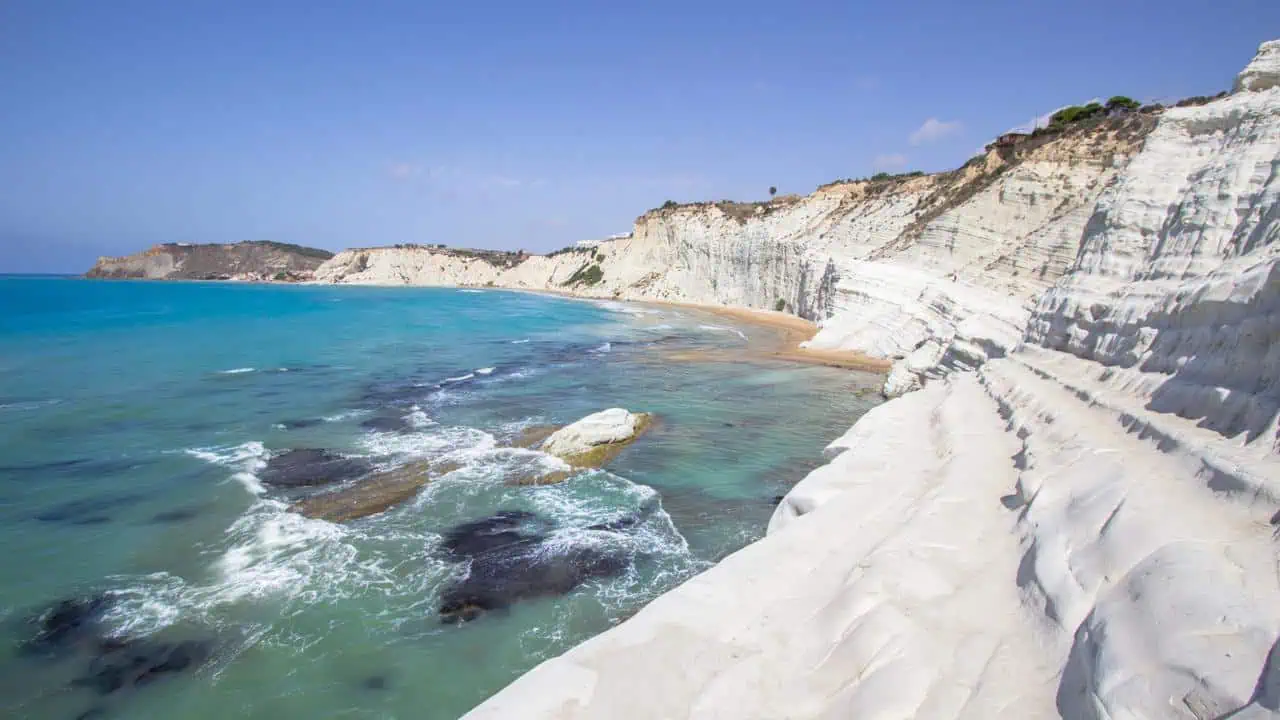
(661, 301, 893, 373)
(73, 276, 894, 374)
(514, 287, 895, 374)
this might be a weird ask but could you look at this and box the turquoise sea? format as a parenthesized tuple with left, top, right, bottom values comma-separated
(0, 276, 881, 719)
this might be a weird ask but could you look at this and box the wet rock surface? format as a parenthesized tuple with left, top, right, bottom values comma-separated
(440, 510, 548, 558)
(436, 510, 636, 624)
(509, 425, 560, 450)
(72, 638, 213, 695)
(359, 413, 416, 434)
(541, 409, 653, 469)
(19, 594, 115, 658)
(17, 593, 214, 710)
(293, 460, 460, 522)
(261, 448, 372, 488)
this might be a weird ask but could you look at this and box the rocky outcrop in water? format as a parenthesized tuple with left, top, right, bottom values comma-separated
(540, 409, 652, 468)
(293, 460, 461, 522)
(18, 593, 214, 715)
(460, 40, 1280, 720)
(85, 241, 333, 281)
(260, 448, 373, 488)
(437, 510, 634, 624)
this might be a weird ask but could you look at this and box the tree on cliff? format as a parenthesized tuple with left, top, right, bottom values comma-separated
(1105, 95, 1140, 112)
(1050, 102, 1105, 127)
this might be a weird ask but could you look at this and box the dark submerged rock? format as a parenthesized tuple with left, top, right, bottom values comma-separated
(362, 674, 389, 691)
(73, 638, 213, 695)
(261, 449, 371, 488)
(358, 379, 434, 407)
(34, 495, 144, 526)
(585, 515, 642, 533)
(359, 414, 415, 434)
(439, 541, 628, 624)
(21, 594, 114, 657)
(293, 460, 461, 522)
(437, 510, 638, 623)
(149, 507, 200, 524)
(440, 510, 545, 558)
(0, 458, 145, 478)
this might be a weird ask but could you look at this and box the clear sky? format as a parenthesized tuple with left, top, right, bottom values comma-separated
(2, 0, 1277, 272)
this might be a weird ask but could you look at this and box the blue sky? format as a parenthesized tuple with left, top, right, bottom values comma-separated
(2, 1, 1277, 272)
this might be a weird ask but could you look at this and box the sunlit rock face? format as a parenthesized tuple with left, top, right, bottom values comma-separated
(458, 42, 1280, 720)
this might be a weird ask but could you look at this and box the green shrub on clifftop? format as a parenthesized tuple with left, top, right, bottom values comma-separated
(1050, 102, 1105, 127)
(1105, 96, 1140, 112)
(562, 263, 603, 287)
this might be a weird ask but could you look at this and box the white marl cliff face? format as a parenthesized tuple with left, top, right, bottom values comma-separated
(1236, 38, 1280, 92)
(457, 41, 1280, 720)
(316, 116, 1149, 399)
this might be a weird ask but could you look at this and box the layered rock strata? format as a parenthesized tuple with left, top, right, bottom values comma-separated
(461, 41, 1280, 719)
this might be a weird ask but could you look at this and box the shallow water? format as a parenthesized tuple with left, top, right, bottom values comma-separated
(0, 277, 881, 719)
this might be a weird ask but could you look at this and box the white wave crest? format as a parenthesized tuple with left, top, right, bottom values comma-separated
(594, 300, 657, 316)
(322, 409, 371, 422)
(407, 407, 436, 429)
(0, 398, 62, 411)
(212, 505, 355, 603)
(217, 367, 256, 375)
(698, 324, 748, 341)
(185, 441, 269, 496)
(359, 425, 495, 459)
(443, 373, 474, 383)
(475, 367, 495, 375)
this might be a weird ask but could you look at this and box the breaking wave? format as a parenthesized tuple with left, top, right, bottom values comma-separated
(698, 324, 748, 341)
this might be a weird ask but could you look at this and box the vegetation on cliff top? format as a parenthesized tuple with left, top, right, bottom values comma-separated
(561, 263, 604, 287)
(647, 194, 803, 224)
(159, 240, 334, 260)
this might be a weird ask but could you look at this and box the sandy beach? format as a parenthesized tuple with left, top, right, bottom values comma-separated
(640, 300, 894, 374)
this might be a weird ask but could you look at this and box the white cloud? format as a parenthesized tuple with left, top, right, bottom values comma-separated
(387, 162, 422, 180)
(872, 153, 909, 171)
(909, 117, 963, 146)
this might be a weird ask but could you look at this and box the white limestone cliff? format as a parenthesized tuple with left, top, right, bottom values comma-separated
(315, 114, 1154, 396)
(460, 41, 1280, 719)
(1236, 39, 1280, 92)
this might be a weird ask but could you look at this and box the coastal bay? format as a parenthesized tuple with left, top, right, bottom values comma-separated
(0, 277, 881, 719)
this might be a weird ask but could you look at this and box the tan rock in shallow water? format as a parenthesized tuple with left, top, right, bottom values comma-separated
(540, 409, 653, 469)
(293, 460, 461, 522)
(502, 410, 653, 486)
(510, 424, 560, 449)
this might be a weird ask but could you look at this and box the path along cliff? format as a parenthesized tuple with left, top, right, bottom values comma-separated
(318, 41, 1280, 720)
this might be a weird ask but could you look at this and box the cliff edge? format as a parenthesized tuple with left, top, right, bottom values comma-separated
(86, 241, 333, 281)
(458, 40, 1280, 720)
(315, 105, 1161, 396)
